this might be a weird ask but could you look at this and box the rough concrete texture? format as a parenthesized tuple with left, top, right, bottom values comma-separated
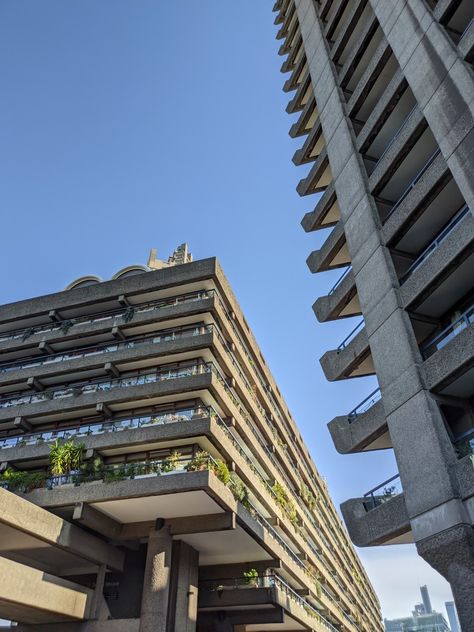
(139, 527, 173, 632)
(328, 399, 389, 454)
(341, 494, 410, 547)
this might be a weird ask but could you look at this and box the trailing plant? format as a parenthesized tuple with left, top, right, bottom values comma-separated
(271, 481, 289, 510)
(211, 459, 230, 485)
(287, 503, 299, 530)
(229, 473, 251, 510)
(104, 467, 127, 483)
(162, 451, 182, 473)
(243, 568, 259, 587)
(299, 483, 317, 511)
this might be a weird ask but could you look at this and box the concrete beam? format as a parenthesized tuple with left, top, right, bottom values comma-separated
(0, 556, 92, 624)
(0, 488, 124, 572)
(120, 512, 236, 540)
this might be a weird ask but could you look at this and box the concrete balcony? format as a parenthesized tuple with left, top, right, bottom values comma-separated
(423, 308, 474, 399)
(293, 120, 325, 165)
(328, 394, 390, 454)
(275, 3, 296, 41)
(286, 70, 312, 115)
(338, 15, 380, 93)
(289, 96, 318, 138)
(313, 268, 360, 322)
(323, 0, 351, 44)
(330, 0, 370, 65)
(306, 221, 349, 273)
(301, 184, 340, 233)
(346, 40, 393, 121)
(282, 55, 307, 93)
(280, 35, 303, 74)
(319, 323, 374, 381)
(341, 491, 412, 547)
(458, 17, 474, 62)
(381, 150, 450, 245)
(356, 70, 409, 156)
(400, 210, 474, 312)
(297, 150, 332, 197)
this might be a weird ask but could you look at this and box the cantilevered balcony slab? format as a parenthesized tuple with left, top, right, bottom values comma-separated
(338, 13, 379, 89)
(289, 96, 318, 138)
(313, 269, 360, 322)
(282, 57, 306, 93)
(286, 73, 311, 114)
(458, 18, 474, 62)
(400, 211, 474, 311)
(297, 151, 332, 197)
(319, 327, 373, 381)
(356, 70, 408, 154)
(293, 120, 325, 165)
(423, 321, 474, 399)
(328, 399, 390, 454)
(346, 40, 392, 118)
(381, 150, 449, 244)
(306, 221, 349, 273)
(330, 0, 369, 64)
(341, 494, 411, 547)
(301, 184, 340, 233)
(0, 557, 92, 625)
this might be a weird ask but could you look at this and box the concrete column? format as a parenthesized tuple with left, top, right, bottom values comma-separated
(90, 564, 107, 620)
(418, 524, 474, 632)
(168, 540, 199, 632)
(139, 525, 172, 632)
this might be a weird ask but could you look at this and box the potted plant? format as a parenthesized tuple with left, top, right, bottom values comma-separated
(186, 450, 211, 472)
(243, 569, 259, 588)
(49, 439, 85, 485)
(229, 473, 251, 510)
(162, 451, 182, 473)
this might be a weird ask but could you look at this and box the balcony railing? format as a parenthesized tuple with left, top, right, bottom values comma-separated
(348, 388, 381, 423)
(373, 105, 418, 169)
(0, 289, 214, 344)
(454, 428, 474, 459)
(400, 204, 470, 283)
(384, 148, 442, 222)
(0, 404, 215, 450)
(0, 360, 212, 410)
(337, 319, 364, 350)
(0, 324, 213, 374)
(421, 305, 474, 359)
(328, 267, 351, 295)
(363, 474, 401, 512)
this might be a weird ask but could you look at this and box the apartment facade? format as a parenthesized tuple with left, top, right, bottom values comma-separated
(0, 252, 381, 631)
(273, 0, 474, 629)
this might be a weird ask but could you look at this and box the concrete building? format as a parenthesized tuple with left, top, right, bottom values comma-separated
(272, 0, 474, 629)
(0, 248, 381, 631)
(384, 587, 450, 632)
(445, 601, 460, 632)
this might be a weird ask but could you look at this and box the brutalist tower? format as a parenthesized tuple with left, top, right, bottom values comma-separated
(0, 247, 381, 631)
(273, 0, 474, 629)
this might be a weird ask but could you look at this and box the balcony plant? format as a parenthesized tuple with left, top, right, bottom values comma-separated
(0, 468, 47, 493)
(229, 473, 251, 510)
(49, 440, 85, 477)
(162, 451, 182, 473)
(243, 568, 259, 587)
(186, 450, 210, 472)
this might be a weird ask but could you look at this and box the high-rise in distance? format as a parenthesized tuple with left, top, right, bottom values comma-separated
(0, 246, 381, 631)
(273, 0, 474, 630)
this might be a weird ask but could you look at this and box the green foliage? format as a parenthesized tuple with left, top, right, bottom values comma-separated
(272, 481, 289, 509)
(243, 568, 259, 586)
(162, 451, 182, 473)
(104, 467, 127, 483)
(299, 482, 317, 511)
(0, 468, 47, 493)
(49, 440, 85, 476)
(185, 450, 210, 472)
(211, 458, 230, 485)
(229, 473, 251, 510)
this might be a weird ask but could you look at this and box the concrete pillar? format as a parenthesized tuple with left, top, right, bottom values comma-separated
(418, 524, 474, 632)
(90, 564, 107, 620)
(139, 525, 172, 632)
(168, 540, 199, 632)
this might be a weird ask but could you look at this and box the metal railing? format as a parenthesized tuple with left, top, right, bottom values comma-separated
(0, 324, 213, 373)
(454, 428, 474, 459)
(363, 474, 401, 512)
(0, 360, 212, 410)
(0, 289, 214, 344)
(400, 204, 470, 283)
(373, 105, 418, 169)
(337, 319, 364, 350)
(328, 267, 351, 295)
(0, 404, 215, 449)
(384, 148, 442, 222)
(421, 305, 474, 359)
(348, 388, 381, 422)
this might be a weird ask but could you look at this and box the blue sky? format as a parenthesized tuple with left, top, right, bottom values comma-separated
(0, 0, 454, 621)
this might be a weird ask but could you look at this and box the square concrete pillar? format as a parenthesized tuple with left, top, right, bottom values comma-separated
(139, 525, 173, 632)
(168, 540, 199, 632)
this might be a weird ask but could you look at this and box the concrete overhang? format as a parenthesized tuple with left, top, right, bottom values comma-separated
(313, 270, 360, 322)
(293, 121, 325, 167)
(306, 221, 349, 273)
(301, 184, 340, 233)
(319, 328, 374, 381)
(341, 493, 412, 547)
(328, 399, 390, 454)
(297, 151, 332, 198)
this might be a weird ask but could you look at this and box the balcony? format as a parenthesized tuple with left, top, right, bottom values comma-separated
(341, 476, 412, 547)
(306, 221, 349, 273)
(435, 0, 474, 48)
(297, 150, 332, 197)
(286, 72, 312, 114)
(319, 321, 374, 381)
(423, 305, 474, 399)
(293, 120, 325, 165)
(313, 268, 360, 322)
(328, 389, 391, 454)
(330, 1, 371, 66)
(301, 184, 340, 233)
(338, 19, 382, 94)
(289, 95, 318, 138)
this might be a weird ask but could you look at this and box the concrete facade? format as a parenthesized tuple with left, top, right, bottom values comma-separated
(273, 1, 474, 629)
(0, 255, 381, 630)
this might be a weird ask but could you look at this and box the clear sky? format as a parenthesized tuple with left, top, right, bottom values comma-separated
(0, 0, 454, 622)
